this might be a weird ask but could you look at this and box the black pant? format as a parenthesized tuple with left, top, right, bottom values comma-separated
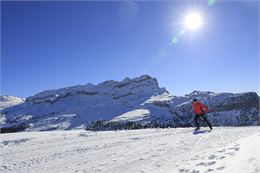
(194, 114, 212, 129)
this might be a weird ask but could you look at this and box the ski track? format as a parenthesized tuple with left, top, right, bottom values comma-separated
(0, 127, 259, 173)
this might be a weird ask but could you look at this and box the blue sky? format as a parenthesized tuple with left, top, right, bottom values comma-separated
(1, 1, 259, 97)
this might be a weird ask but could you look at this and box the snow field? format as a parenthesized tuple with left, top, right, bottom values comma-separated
(0, 127, 259, 173)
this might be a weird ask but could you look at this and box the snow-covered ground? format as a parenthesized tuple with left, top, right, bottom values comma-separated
(0, 127, 259, 173)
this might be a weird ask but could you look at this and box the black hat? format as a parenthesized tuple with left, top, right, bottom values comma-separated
(192, 99, 197, 102)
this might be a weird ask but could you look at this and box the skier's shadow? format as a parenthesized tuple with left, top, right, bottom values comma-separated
(193, 130, 210, 135)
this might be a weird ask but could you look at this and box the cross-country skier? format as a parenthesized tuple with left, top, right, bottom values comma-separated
(192, 99, 212, 130)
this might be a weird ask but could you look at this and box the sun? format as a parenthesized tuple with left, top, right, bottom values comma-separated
(184, 11, 203, 31)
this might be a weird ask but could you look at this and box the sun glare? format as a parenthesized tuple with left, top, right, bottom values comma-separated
(184, 11, 203, 31)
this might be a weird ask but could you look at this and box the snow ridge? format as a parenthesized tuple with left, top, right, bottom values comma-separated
(0, 96, 25, 110)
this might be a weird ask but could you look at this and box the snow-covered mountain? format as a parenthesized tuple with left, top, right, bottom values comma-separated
(0, 75, 259, 132)
(0, 96, 25, 129)
(0, 96, 25, 110)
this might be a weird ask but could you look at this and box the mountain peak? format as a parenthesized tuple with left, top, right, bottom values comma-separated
(0, 95, 25, 102)
(0, 95, 25, 111)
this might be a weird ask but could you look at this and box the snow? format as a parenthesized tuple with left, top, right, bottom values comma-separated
(0, 96, 25, 127)
(0, 127, 259, 173)
(217, 133, 260, 173)
(0, 96, 24, 111)
(111, 109, 150, 122)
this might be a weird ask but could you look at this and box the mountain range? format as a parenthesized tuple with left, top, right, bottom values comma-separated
(0, 75, 259, 132)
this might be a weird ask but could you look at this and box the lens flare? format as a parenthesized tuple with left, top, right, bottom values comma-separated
(171, 37, 178, 44)
(208, 0, 217, 6)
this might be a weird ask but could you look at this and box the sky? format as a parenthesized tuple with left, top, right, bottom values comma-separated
(1, 1, 259, 97)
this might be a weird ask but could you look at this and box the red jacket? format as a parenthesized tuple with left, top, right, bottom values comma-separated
(192, 101, 208, 115)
